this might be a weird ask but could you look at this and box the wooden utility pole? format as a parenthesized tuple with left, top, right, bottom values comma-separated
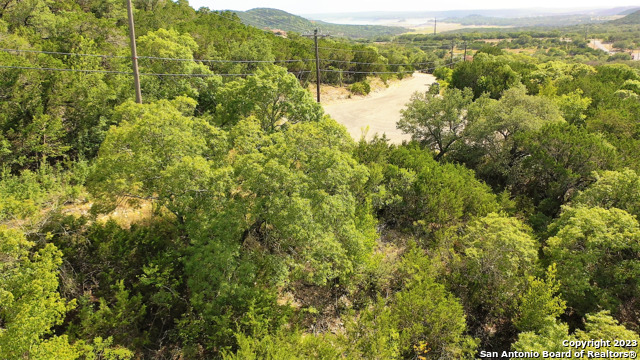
(303, 29, 330, 103)
(126, 0, 142, 104)
(463, 42, 467, 61)
(314, 29, 321, 103)
(450, 41, 455, 68)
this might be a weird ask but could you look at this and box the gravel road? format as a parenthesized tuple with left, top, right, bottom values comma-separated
(323, 73, 436, 143)
(592, 40, 612, 54)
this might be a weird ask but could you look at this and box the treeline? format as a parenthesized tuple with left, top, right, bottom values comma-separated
(2, 2, 640, 360)
(0, 0, 442, 172)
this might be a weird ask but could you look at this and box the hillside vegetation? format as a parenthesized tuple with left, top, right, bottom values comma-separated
(237, 8, 409, 38)
(1, 1, 640, 359)
(611, 9, 640, 24)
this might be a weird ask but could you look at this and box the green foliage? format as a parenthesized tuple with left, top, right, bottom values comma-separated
(455, 84, 564, 190)
(573, 169, 640, 219)
(5, 0, 640, 357)
(214, 66, 323, 130)
(448, 214, 539, 323)
(0, 226, 75, 358)
(393, 273, 478, 359)
(349, 80, 371, 95)
(370, 145, 499, 234)
(621, 79, 640, 94)
(539, 84, 591, 126)
(450, 53, 520, 99)
(398, 87, 474, 160)
(433, 66, 453, 82)
(88, 97, 229, 218)
(510, 123, 617, 217)
(344, 245, 477, 360)
(43, 214, 185, 358)
(224, 320, 344, 360)
(0, 164, 86, 221)
(544, 206, 640, 318)
(514, 265, 566, 333)
(136, 28, 216, 101)
(512, 311, 640, 359)
(468, 84, 564, 144)
(237, 8, 408, 39)
(608, 52, 633, 61)
(511, 321, 571, 358)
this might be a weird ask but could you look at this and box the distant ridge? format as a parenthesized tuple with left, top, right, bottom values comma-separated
(618, 7, 640, 15)
(610, 10, 640, 24)
(235, 8, 408, 39)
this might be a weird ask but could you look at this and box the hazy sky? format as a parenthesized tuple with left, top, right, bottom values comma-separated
(187, 0, 640, 15)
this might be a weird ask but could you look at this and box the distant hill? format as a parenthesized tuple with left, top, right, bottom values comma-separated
(610, 10, 640, 24)
(618, 7, 640, 15)
(445, 14, 611, 27)
(306, 6, 639, 25)
(235, 8, 408, 39)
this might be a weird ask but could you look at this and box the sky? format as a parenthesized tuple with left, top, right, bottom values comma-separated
(187, 0, 640, 15)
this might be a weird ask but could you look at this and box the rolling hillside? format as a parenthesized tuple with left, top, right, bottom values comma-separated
(444, 14, 612, 27)
(611, 9, 640, 24)
(235, 8, 408, 38)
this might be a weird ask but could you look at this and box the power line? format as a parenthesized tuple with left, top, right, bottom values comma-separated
(1, 47, 313, 64)
(143, 70, 311, 77)
(2, 47, 440, 66)
(0, 64, 311, 77)
(319, 60, 461, 75)
(317, 46, 380, 53)
(1, 48, 127, 58)
(319, 58, 437, 66)
(0, 65, 130, 74)
(139, 56, 314, 63)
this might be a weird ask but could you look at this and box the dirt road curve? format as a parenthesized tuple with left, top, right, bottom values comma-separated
(323, 73, 436, 143)
(592, 40, 611, 54)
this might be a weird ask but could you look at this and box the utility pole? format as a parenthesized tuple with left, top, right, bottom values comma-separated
(463, 42, 467, 61)
(433, 17, 437, 35)
(450, 41, 455, 68)
(303, 29, 330, 103)
(126, 0, 142, 104)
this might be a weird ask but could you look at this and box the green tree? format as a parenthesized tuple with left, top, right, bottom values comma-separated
(509, 123, 617, 217)
(545, 206, 640, 318)
(398, 87, 474, 160)
(345, 244, 478, 359)
(450, 53, 520, 99)
(514, 265, 566, 333)
(214, 66, 323, 131)
(512, 312, 639, 359)
(136, 28, 216, 101)
(458, 84, 564, 188)
(448, 213, 539, 324)
(88, 97, 229, 219)
(573, 169, 640, 219)
(370, 146, 498, 234)
(0, 226, 75, 358)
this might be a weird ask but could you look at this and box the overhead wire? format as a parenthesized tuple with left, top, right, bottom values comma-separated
(0, 65, 130, 74)
(0, 64, 311, 77)
(139, 56, 314, 63)
(319, 60, 461, 75)
(318, 58, 437, 66)
(317, 46, 380, 53)
(1, 42, 456, 77)
(0, 48, 127, 58)
(1, 47, 313, 64)
(1, 48, 440, 71)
